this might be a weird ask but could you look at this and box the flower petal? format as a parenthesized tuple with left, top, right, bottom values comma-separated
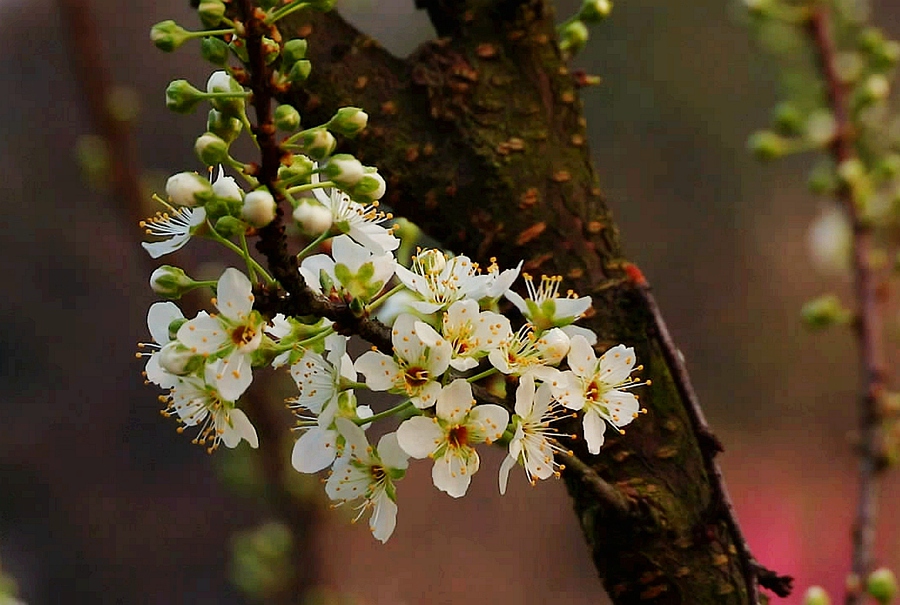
(583, 410, 606, 454)
(396, 416, 443, 459)
(216, 268, 254, 322)
(291, 427, 338, 473)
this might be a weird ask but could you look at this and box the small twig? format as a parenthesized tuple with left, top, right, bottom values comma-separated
(632, 268, 790, 603)
(807, 10, 889, 604)
(555, 447, 632, 518)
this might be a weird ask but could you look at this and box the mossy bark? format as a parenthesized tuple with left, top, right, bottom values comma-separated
(282, 0, 757, 602)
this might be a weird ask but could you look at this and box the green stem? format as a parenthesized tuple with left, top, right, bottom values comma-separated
(294, 326, 336, 349)
(240, 232, 258, 282)
(356, 401, 415, 425)
(205, 222, 276, 284)
(186, 27, 235, 39)
(296, 230, 332, 261)
(267, 0, 311, 24)
(466, 367, 498, 383)
(366, 283, 405, 312)
(287, 180, 336, 195)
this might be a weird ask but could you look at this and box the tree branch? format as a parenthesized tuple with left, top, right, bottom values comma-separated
(807, 9, 889, 604)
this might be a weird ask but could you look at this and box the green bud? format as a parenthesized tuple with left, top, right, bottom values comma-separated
(215, 215, 249, 237)
(772, 102, 804, 135)
(274, 104, 301, 131)
(318, 267, 337, 296)
(867, 568, 898, 604)
(282, 39, 308, 66)
(747, 130, 787, 161)
(837, 158, 867, 186)
(876, 154, 900, 180)
(322, 154, 365, 187)
(558, 20, 589, 56)
(150, 20, 190, 52)
(207, 109, 243, 143)
(165, 79, 204, 114)
(198, 0, 226, 28)
(201, 36, 230, 65)
(803, 586, 831, 605)
(159, 342, 196, 376)
(860, 27, 886, 54)
(808, 161, 838, 195)
(801, 295, 852, 329)
(166, 171, 214, 207)
(205, 195, 243, 222)
(579, 0, 611, 23)
(296, 128, 336, 161)
(261, 36, 280, 64)
(279, 154, 316, 184)
(195, 132, 230, 166)
(150, 265, 197, 299)
(167, 317, 188, 342)
(805, 110, 837, 147)
(861, 74, 891, 104)
(348, 171, 387, 202)
(288, 59, 312, 84)
(207, 71, 246, 118)
(308, 0, 338, 10)
(349, 296, 366, 317)
(328, 107, 369, 138)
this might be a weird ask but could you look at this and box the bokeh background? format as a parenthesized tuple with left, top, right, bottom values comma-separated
(2, 0, 900, 603)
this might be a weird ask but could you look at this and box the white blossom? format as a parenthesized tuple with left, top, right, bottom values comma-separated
(355, 314, 451, 409)
(430, 299, 512, 371)
(396, 379, 508, 497)
(394, 249, 490, 315)
(310, 176, 399, 254)
(552, 337, 644, 454)
(326, 418, 409, 543)
(300, 235, 394, 302)
(505, 273, 592, 331)
(140, 206, 207, 259)
(140, 301, 184, 388)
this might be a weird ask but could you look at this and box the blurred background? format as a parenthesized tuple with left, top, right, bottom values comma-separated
(1, 0, 899, 603)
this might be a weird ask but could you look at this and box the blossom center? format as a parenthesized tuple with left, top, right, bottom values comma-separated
(231, 325, 256, 347)
(448, 425, 469, 448)
(403, 366, 430, 388)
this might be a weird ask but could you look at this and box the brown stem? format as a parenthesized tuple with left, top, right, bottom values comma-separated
(55, 0, 145, 226)
(808, 9, 889, 604)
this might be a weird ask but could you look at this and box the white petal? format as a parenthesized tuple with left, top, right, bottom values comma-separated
(222, 408, 258, 448)
(370, 492, 398, 543)
(334, 417, 370, 463)
(291, 427, 338, 473)
(411, 380, 442, 410)
(215, 350, 253, 401)
(141, 234, 190, 259)
(145, 354, 177, 389)
(177, 313, 226, 355)
(299, 255, 335, 292)
(147, 302, 183, 345)
(602, 390, 641, 428)
(561, 324, 598, 345)
(566, 335, 597, 379)
(396, 416, 443, 458)
(597, 344, 637, 386)
(498, 454, 517, 495)
(216, 268, 254, 322)
(432, 451, 474, 498)
(583, 410, 606, 454)
(355, 350, 400, 391)
(467, 404, 510, 444)
(503, 289, 528, 315)
(514, 374, 537, 418)
(435, 379, 474, 423)
(377, 432, 410, 470)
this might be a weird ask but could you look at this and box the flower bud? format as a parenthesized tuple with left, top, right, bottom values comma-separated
(837, 158, 866, 186)
(773, 102, 804, 135)
(808, 206, 851, 277)
(806, 110, 837, 147)
(165, 79, 204, 114)
(308, 0, 337, 10)
(282, 39, 308, 66)
(274, 104, 301, 131)
(803, 586, 831, 605)
(229, 38, 249, 63)
(860, 74, 891, 104)
(198, 0, 226, 28)
(347, 171, 386, 202)
(207, 71, 246, 118)
(288, 60, 312, 84)
(322, 154, 365, 187)
(876, 154, 900, 180)
(159, 342, 195, 375)
(150, 265, 197, 299)
(538, 328, 570, 365)
(297, 128, 336, 161)
(558, 20, 589, 56)
(747, 130, 787, 161)
(151, 20, 190, 52)
(801, 294, 852, 329)
(579, 0, 611, 23)
(242, 190, 277, 228)
(261, 36, 280, 64)
(207, 109, 243, 143)
(201, 36, 230, 65)
(328, 107, 369, 138)
(867, 568, 898, 604)
(166, 171, 213, 207)
(213, 170, 243, 202)
(808, 162, 838, 196)
(293, 200, 333, 235)
(278, 154, 315, 184)
(195, 132, 230, 166)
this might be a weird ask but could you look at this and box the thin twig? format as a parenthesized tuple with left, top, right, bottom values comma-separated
(807, 9, 889, 604)
(631, 266, 793, 601)
(555, 447, 632, 517)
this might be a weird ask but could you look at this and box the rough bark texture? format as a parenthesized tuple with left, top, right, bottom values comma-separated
(283, 0, 758, 602)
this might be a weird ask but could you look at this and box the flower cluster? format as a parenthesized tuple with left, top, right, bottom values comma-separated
(140, 0, 648, 544)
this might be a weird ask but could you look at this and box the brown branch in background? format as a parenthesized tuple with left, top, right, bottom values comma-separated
(56, 0, 145, 227)
(808, 9, 889, 604)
